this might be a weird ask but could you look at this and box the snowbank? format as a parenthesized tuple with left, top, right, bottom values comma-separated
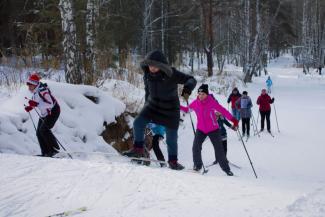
(0, 81, 125, 155)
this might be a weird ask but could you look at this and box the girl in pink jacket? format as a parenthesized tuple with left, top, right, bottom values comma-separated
(181, 84, 238, 176)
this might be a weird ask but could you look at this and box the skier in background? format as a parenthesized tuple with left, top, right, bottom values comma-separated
(266, 76, 273, 94)
(257, 89, 274, 133)
(227, 87, 241, 121)
(236, 91, 252, 138)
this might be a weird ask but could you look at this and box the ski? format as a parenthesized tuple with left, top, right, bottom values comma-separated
(207, 161, 241, 169)
(229, 162, 242, 169)
(129, 157, 167, 167)
(268, 132, 275, 137)
(185, 168, 209, 175)
(47, 206, 87, 217)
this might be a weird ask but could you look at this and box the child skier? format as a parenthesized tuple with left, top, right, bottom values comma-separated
(266, 76, 273, 94)
(147, 123, 166, 166)
(181, 84, 238, 176)
(24, 73, 61, 157)
(213, 112, 236, 164)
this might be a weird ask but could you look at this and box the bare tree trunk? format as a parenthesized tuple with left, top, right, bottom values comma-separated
(84, 0, 99, 85)
(59, 0, 82, 84)
(142, 0, 154, 55)
(201, 0, 214, 77)
(161, 0, 165, 53)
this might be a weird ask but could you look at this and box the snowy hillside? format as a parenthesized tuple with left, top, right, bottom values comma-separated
(1, 55, 325, 217)
(0, 81, 125, 155)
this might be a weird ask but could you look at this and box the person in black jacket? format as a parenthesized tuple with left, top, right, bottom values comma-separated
(123, 50, 197, 170)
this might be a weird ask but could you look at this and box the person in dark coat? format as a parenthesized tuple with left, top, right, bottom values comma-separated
(123, 50, 197, 170)
(236, 91, 252, 137)
(227, 88, 241, 121)
(256, 89, 274, 133)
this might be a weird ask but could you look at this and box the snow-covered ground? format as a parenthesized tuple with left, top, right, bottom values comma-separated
(1, 54, 325, 217)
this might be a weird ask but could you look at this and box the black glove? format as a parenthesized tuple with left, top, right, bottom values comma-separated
(181, 87, 191, 100)
(271, 97, 275, 103)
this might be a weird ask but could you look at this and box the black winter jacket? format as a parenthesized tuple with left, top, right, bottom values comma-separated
(139, 50, 197, 129)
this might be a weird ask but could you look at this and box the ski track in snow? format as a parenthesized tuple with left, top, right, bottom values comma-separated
(1, 55, 325, 217)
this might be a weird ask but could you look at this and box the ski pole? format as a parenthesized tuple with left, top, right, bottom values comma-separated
(236, 129, 258, 179)
(186, 99, 196, 134)
(27, 111, 37, 132)
(33, 109, 73, 159)
(251, 113, 260, 137)
(273, 103, 280, 132)
(256, 111, 260, 124)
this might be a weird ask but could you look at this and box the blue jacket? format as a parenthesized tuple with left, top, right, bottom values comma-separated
(266, 78, 272, 87)
(148, 123, 166, 136)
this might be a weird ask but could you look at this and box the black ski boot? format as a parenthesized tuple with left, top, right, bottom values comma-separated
(193, 164, 202, 172)
(225, 170, 234, 176)
(168, 160, 185, 170)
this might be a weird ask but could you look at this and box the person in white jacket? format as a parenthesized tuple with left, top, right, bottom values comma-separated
(25, 73, 61, 157)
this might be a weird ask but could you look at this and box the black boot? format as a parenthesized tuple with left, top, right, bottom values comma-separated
(225, 170, 234, 176)
(168, 160, 185, 170)
(193, 164, 202, 171)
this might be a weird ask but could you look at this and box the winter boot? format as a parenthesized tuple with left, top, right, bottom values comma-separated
(122, 147, 144, 158)
(267, 129, 271, 133)
(168, 160, 185, 170)
(193, 164, 202, 171)
(225, 170, 234, 176)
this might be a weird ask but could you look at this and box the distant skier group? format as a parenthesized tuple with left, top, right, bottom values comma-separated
(24, 50, 275, 176)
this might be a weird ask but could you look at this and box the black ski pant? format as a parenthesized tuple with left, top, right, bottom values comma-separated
(36, 104, 60, 156)
(193, 129, 230, 172)
(242, 118, 251, 136)
(222, 140, 227, 157)
(152, 134, 165, 161)
(260, 110, 271, 131)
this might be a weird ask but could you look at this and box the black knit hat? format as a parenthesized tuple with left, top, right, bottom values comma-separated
(198, 84, 209, 95)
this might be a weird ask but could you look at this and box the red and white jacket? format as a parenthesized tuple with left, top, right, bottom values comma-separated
(31, 83, 57, 117)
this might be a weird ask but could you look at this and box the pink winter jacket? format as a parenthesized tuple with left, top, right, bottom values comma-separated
(181, 95, 235, 134)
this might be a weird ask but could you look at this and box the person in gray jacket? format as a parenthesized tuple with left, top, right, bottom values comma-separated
(236, 91, 252, 137)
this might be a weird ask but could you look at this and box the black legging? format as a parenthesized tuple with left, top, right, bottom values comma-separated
(192, 129, 230, 172)
(152, 134, 165, 161)
(36, 104, 60, 156)
(260, 110, 271, 131)
(242, 118, 250, 136)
